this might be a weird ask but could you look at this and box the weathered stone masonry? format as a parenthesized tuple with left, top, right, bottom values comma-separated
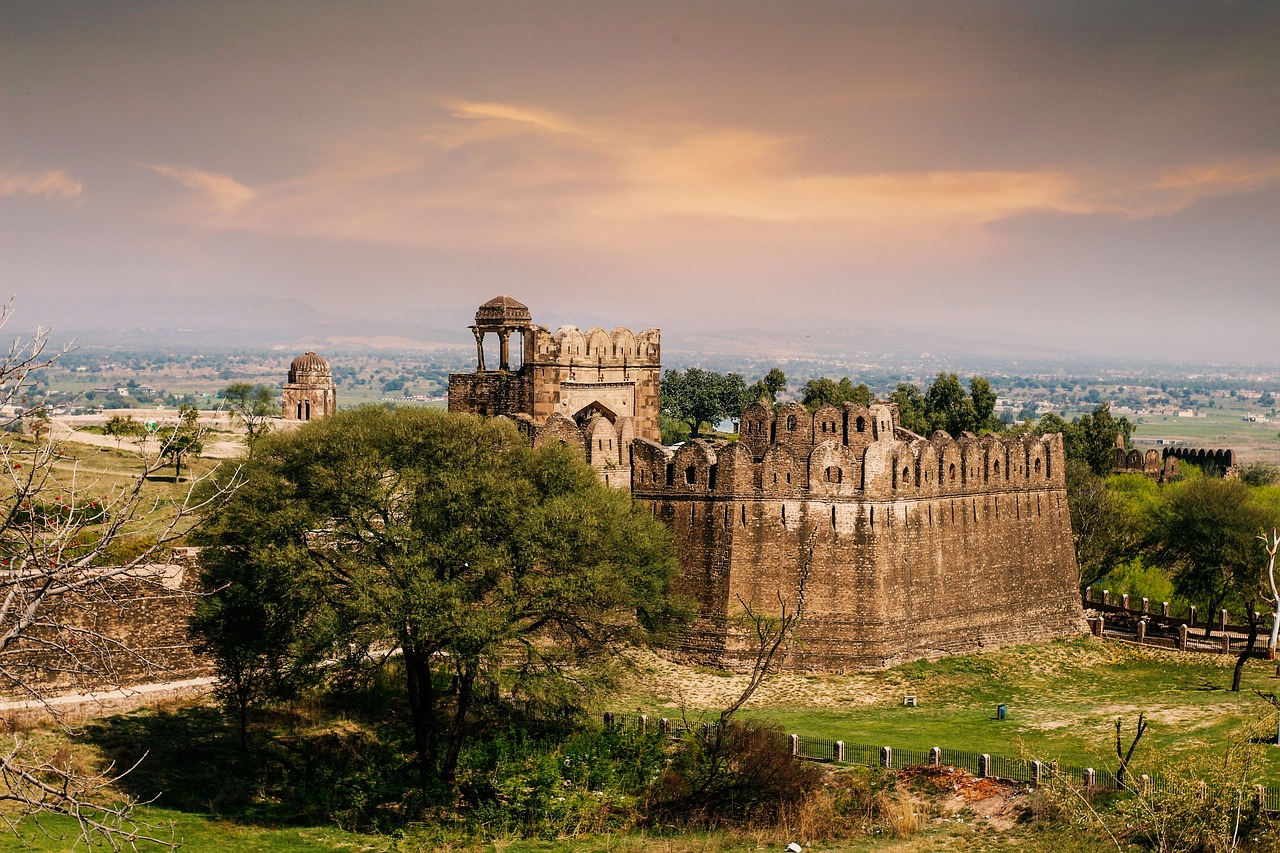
(633, 400, 1084, 670)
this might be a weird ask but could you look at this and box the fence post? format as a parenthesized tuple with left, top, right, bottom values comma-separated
(789, 734, 800, 756)
(979, 753, 991, 778)
(930, 746, 942, 766)
(1196, 780, 1208, 801)
(1083, 767, 1095, 787)
(834, 740, 846, 763)
(638, 714, 648, 734)
(1189, 605, 1197, 628)
(1178, 624, 1189, 650)
(1137, 620, 1146, 644)
(1162, 601, 1170, 619)
(660, 718, 671, 734)
(604, 712, 614, 728)
(880, 746, 893, 769)
(1223, 634, 1231, 653)
(1103, 590, 1111, 606)
(1256, 785, 1267, 808)
(1141, 597, 1149, 615)
(702, 722, 712, 739)
(1222, 609, 1230, 633)
(1032, 760, 1044, 785)
(1086, 587, 1095, 604)
(1139, 774, 1151, 795)
(1121, 593, 1130, 610)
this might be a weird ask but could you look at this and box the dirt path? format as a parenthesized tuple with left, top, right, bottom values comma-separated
(50, 416, 247, 459)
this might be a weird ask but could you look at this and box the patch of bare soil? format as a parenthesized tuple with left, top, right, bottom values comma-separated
(619, 648, 905, 711)
(901, 765, 1028, 831)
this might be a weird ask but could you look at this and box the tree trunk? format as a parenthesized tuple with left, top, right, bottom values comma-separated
(403, 645, 438, 784)
(440, 665, 475, 783)
(1232, 609, 1261, 692)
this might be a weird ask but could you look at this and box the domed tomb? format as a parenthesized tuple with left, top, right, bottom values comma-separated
(282, 351, 337, 422)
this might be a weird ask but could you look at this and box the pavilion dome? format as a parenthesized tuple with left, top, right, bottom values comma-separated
(475, 295, 531, 329)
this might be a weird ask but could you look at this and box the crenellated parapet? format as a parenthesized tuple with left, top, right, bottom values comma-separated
(527, 324, 661, 368)
(633, 426, 1065, 501)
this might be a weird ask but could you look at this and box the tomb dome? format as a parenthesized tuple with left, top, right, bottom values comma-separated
(288, 351, 331, 384)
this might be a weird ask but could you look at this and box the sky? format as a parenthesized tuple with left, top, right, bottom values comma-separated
(2, 1, 1279, 362)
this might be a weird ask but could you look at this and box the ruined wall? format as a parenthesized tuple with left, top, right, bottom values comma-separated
(632, 413, 1084, 670)
(448, 371, 534, 418)
(0, 550, 211, 702)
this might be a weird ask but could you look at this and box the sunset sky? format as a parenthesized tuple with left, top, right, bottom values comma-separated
(3, 2, 1278, 361)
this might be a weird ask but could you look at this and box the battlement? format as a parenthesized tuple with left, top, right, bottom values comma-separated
(527, 325, 661, 368)
(633, 425, 1065, 501)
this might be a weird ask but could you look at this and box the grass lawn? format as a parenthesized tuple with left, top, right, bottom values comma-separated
(623, 637, 1280, 785)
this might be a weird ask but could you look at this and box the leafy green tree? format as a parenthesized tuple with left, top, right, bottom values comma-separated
(1066, 461, 1147, 589)
(222, 382, 277, 454)
(660, 368, 749, 438)
(1148, 477, 1275, 635)
(193, 407, 682, 787)
(924, 372, 978, 436)
(102, 413, 147, 450)
(888, 383, 929, 434)
(800, 376, 873, 410)
(970, 376, 997, 430)
(190, 540, 313, 749)
(159, 403, 203, 480)
(746, 367, 788, 405)
(1072, 403, 1133, 476)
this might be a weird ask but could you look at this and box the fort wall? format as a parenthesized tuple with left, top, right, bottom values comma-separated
(633, 409, 1084, 670)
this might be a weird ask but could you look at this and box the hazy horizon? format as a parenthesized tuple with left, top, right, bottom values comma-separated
(3, 2, 1278, 363)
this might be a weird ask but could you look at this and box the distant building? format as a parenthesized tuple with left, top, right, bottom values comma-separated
(282, 352, 337, 422)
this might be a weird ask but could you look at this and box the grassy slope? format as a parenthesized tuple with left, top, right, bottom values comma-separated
(624, 638, 1280, 785)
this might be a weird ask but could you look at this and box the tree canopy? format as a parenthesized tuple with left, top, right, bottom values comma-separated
(1147, 476, 1274, 630)
(746, 368, 788, 405)
(800, 376, 873, 410)
(193, 406, 682, 786)
(222, 381, 277, 453)
(887, 373, 998, 436)
(660, 368, 749, 438)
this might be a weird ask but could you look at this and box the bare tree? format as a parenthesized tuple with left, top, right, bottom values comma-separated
(0, 300, 241, 847)
(1259, 529, 1280, 654)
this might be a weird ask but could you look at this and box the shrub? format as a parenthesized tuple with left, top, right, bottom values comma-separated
(647, 720, 825, 828)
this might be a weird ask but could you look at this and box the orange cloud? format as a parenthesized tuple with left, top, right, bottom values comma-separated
(0, 169, 83, 201)
(143, 101, 1280, 255)
(147, 164, 256, 217)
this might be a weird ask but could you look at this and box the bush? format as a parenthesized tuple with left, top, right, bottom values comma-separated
(455, 724, 666, 839)
(647, 720, 825, 828)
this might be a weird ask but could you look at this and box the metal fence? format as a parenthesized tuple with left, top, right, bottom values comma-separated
(605, 715, 1280, 811)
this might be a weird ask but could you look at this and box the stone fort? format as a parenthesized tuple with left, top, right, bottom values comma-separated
(449, 297, 1085, 670)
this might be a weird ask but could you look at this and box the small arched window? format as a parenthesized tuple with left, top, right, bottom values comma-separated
(825, 466, 842, 483)
(685, 466, 697, 485)
(856, 416, 866, 433)
(1034, 458, 1042, 475)
(902, 466, 910, 484)
(787, 415, 797, 431)
(949, 463, 956, 482)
